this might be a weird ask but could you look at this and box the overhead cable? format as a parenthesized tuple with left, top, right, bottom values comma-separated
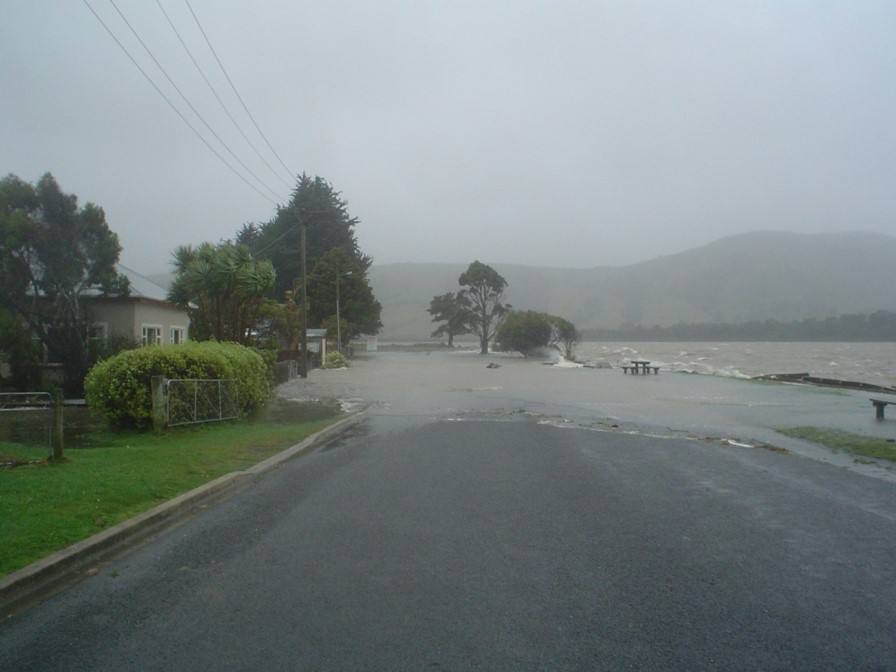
(155, 0, 293, 191)
(82, 0, 283, 205)
(185, 0, 295, 182)
(107, 0, 285, 203)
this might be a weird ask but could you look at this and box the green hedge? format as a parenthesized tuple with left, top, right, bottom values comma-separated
(84, 341, 270, 429)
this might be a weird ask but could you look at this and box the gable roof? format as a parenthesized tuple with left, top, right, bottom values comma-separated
(116, 264, 169, 302)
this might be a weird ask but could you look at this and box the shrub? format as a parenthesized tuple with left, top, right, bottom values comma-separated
(496, 310, 554, 356)
(84, 341, 270, 429)
(324, 350, 349, 369)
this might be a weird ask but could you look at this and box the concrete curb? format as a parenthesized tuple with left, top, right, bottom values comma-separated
(0, 411, 367, 620)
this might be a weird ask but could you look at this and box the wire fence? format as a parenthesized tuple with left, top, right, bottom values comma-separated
(0, 392, 53, 452)
(165, 379, 239, 427)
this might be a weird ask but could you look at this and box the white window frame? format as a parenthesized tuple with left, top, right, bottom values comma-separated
(141, 324, 163, 346)
(170, 325, 186, 345)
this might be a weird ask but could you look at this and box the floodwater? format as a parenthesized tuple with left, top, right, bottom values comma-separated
(278, 349, 896, 481)
(577, 341, 896, 388)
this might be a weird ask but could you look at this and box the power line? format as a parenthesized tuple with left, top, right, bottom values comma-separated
(155, 0, 293, 192)
(185, 0, 295, 182)
(82, 0, 283, 205)
(106, 0, 286, 203)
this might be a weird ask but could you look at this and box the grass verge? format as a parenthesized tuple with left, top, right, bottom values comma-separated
(0, 404, 342, 578)
(777, 427, 896, 462)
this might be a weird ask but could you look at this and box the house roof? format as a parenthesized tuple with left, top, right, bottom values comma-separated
(117, 264, 169, 302)
(82, 264, 171, 303)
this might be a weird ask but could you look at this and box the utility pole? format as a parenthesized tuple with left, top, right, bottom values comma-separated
(299, 221, 308, 378)
(336, 267, 352, 354)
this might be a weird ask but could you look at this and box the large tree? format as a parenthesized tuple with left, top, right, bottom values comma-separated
(238, 174, 372, 300)
(0, 173, 128, 392)
(428, 291, 471, 346)
(307, 247, 382, 341)
(167, 242, 276, 345)
(458, 260, 509, 355)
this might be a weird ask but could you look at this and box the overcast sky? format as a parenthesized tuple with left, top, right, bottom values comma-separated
(3, 1, 895, 274)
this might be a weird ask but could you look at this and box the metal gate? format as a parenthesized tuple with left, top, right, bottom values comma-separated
(165, 379, 238, 427)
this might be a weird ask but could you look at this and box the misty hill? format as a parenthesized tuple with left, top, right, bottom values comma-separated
(369, 231, 896, 341)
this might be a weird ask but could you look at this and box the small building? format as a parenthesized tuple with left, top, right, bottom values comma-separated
(86, 265, 190, 347)
(306, 328, 328, 362)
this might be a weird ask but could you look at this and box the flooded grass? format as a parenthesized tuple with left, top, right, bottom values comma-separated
(778, 427, 896, 461)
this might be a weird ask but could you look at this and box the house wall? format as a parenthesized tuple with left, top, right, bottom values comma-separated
(90, 298, 190, 345)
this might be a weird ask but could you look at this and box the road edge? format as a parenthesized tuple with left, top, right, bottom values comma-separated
(0, 411, 367, 621)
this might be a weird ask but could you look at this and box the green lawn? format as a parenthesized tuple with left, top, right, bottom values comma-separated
(0, 403, 342, 577)
(777, 427, 896, 462)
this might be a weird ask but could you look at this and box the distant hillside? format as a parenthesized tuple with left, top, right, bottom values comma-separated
(369, 231, 896, 341)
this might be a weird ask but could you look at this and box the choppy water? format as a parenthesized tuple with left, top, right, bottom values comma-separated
(577, 342, 896, 388)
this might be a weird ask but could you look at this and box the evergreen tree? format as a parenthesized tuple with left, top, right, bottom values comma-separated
(458, 261, 509, 354)
(428, 292, 472, 346)
(240, 174, 371, 300)
(0, 173, 128, 392)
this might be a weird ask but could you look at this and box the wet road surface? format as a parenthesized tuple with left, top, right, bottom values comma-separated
(3, 351, 896, 669)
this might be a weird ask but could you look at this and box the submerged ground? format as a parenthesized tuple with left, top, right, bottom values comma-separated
(280, 349, 896, 481)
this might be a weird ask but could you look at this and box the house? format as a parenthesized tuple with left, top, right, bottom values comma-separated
(86, 265, 190, 347)
(1, 265, 190, 390)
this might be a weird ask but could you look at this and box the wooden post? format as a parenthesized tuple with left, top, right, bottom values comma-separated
(151, 376, 167, 433)
(51, 387, 64, 461)
(300, 223, 308, 378)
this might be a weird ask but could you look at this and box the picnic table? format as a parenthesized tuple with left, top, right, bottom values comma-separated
(622, 360, 660, 375)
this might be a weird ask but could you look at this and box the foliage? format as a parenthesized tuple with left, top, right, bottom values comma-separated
(255, 289, 302, 351)
(323, 350, 349, 369)
(167, 241, 275, 345)
(0, 173, 129, 393)
(552, 316, 580, 359)
(496, 310, 554, 356)
(308, 247, 382, 339)
(0, 307, 41, 391)
(458, 261, 509, 354)
(428, 291, 472, 346)
(84, 341, 270, 429)
(239, 174, 373, 301)
(0, 412, 340, 577)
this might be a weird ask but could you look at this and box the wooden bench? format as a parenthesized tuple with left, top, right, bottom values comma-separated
(871, 398, 894, 420)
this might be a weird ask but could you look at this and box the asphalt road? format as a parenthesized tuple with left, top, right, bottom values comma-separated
(3, 409, 896, 670)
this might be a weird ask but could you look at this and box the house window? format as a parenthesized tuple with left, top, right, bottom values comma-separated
(141, 324, 162, 346)
(88, 323, 108, 346)
(170, 326, 186, 345)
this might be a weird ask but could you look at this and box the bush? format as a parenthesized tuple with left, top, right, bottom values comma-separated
(496, 310, 554, 356)
(323, 350, 349, 369)
(84, 341, 270, 429)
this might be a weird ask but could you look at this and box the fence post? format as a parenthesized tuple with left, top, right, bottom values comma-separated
(151, 376, 167, 433)
(51, 387, 64, 461)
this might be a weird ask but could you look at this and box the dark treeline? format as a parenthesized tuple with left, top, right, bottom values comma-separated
(582, 311, 896, 342)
